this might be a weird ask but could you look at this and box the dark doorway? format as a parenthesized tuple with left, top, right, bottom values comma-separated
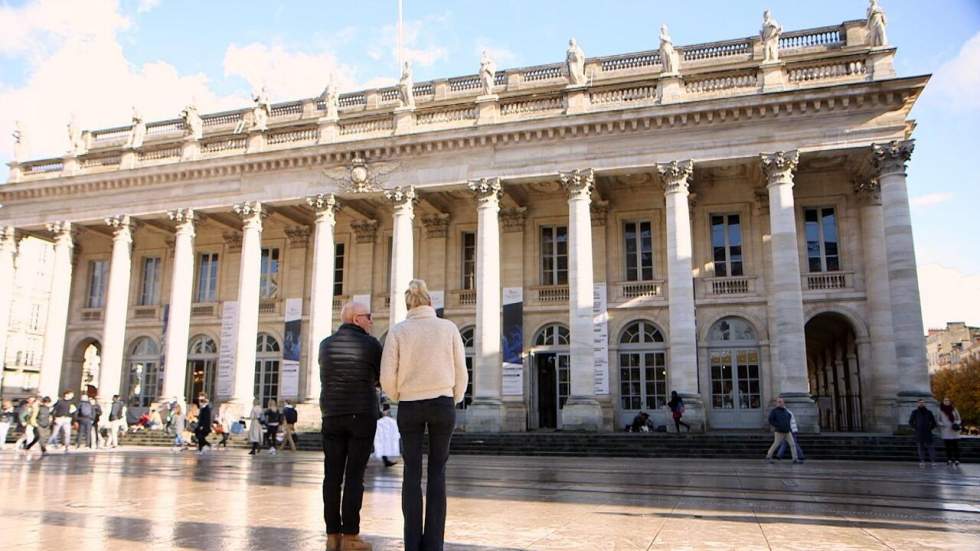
(537, 353, 558, 429)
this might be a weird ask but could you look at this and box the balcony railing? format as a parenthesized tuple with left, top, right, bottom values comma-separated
(611, 281, 665, 303)
(191, 303, 217, 317)
(332, 295, 349, 311)
(258, 299, 279, 315)
(132, 305, 160, 320)
(702, 275, 757, 297)
(450, 289, 477, 308)
(530, 285, 569, 304)
(802, 271, 854, 291)
(80, 308, 103, 322)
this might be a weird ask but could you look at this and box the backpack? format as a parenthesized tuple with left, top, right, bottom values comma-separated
(78, 401, 93, 419)
(36, 406, 51, 429)
(284, 407, 298, 424)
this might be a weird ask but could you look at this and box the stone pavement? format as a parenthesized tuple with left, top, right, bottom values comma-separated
(0, 447, 977, 550)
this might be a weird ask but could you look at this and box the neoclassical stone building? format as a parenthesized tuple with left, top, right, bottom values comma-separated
(0, 7, 932, 432)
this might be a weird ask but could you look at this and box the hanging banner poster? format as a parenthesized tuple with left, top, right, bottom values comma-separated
(281, 298, 303, 398)
(430, 290, 445, 318)
(215, 301, 239, 399)
(501, 287, 524, 396)
(593, 282, 610, 395)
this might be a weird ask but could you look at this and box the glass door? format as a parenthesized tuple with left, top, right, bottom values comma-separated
(707, 348, 763, 428)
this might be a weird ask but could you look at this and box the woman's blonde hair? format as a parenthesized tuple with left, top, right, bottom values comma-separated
(405, 279, 432, 310)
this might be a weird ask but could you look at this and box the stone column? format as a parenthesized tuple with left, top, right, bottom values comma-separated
(40, 222, 74, 398)
(872, 140, 933, 423)
(846, 347, 862, 430)
(855, 178, 899, 432)
(384, 187, 415, 325)
(558, 169, 602, 431)
(467, 178, 505, 432)
(656, 160, 705, 431)
(305, 194, 341, 407)
(228, 202, 264, 414)
(98, 215, 135, 403)
(760, 150, 818, 431)
(0, 227, 17, 381)
(161, 209, 196, 403)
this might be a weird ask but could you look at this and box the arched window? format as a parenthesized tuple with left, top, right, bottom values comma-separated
(186, 335, 218, 403)
(707, 317, 761, 414)
(127, 337, 160, 407)
(618, 321, 667, 411)
(254, 333, 281, 407)
(534, 323, 570, 347)
(459, 326, 475, 409)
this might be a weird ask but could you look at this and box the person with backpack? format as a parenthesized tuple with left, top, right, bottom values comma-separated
(194, 395, 213, 455)
(25, 396, 52, 459)
(0, 400, 14, 451)
(75, 395, 96, 449)
(14, 397, 37, 456)
(91, 397, 105, 448)
(667, 391, 691, 433)
(281, 400, 298, 452)
(50, 390, 76, 452)
(107, 395, 127, 449)
(766, 397, 801, 464)
(263, 399, 282, 455)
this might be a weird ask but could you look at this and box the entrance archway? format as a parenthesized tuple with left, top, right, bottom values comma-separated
(705, 317, 763, 429)
(529, 323, 570, 430)
(66, 338, 102, 398)
(805, 312, 862, 431)
(186, 335, 217, 404)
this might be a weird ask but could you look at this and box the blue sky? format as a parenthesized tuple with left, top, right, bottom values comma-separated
(1, 0, 978, 327)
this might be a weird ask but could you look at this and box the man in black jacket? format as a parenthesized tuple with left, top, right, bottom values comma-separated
(320, 301, 382, 551)
(195, 395, 213, 455)
(909, 399, 938, 466)
(765, 397, 800, 463)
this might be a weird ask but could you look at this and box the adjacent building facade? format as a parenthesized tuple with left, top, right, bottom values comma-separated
(927, 322, 980, 373)
(0, 8, 933, 432)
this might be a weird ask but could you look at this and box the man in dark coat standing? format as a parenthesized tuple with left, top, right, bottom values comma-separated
(765, 397, 800, 463)
(195, 395, 213, 455)
(320, 301, 383, 551)
(909, 399, 938, 467)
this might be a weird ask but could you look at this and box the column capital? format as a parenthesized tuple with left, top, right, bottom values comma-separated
(872, 139, 914, 177)
(233, 201, 265, 230)
(500, 207, 527, 233)
(384, 186, 416, 214)
(351, 219, 379, 243)
(45, 221, 75, 245)
(168, 208, 196, 231)
(421, 213, 451, 238)
(760, 150, 799, 185)
(559, 168, 595, 199)
(104, 215, 135, 240)
(852, 177, 882, 206)
(656, 159, 694, 194)
(468, 177, 502, 207)
(306, 193, 342, 223)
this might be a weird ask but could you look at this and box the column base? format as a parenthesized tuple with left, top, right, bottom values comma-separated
(560, 397, 603, 432)
(465, 399, 506, 433)
(674, 393, 707, 433)
(779, 393, 820, 433)
(871, 396, 897, 433)
(894, 392, 936, 435)
(293, 401, 324, 432)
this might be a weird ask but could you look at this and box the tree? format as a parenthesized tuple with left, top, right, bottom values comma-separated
(931, 357, 980, 426)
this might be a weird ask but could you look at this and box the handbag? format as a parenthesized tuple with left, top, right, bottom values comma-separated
(952, 423, 961, 432)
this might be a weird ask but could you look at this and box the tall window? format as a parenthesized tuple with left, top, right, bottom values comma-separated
(459, 326, 475, 409)
(804, 207, 840, 272)
(86, 260, 109, 308)
(254, 333, 281, 407)
(461, 232, 477, 290)
(29, 304, 41, 331)
(139, 257, 162, 306)
(333, 243, 345, 296)
(186, 335, 218, 402)
(710, 214, 743, 277)
(623, 221, 654, 281)
(618, 320, 667, 410)
(127, 337, 161, 407)
(540, 226, 568, 286)
(195, 253, 219, 303)
(385, 236, 394, 291)
(259, 248, 280, 299)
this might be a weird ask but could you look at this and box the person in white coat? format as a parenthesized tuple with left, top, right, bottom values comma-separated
(938, 397, 963, 466)
(248, 399, 264, 456)
(373, 403, 401, 467)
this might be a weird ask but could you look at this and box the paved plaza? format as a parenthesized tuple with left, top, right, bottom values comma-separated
(0, 448, 978, 550)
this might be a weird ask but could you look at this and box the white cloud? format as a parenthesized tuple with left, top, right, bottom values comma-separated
(932, 32, 980, 110)
(910, 192, 954, 208)
(223, 42, 360, 100)
(0, 0, 243, 166)
(474, 41, 519, 69)
(368, 13, 451, 69)
(918, 263, 980, 329)
(137, 0, 161, 14)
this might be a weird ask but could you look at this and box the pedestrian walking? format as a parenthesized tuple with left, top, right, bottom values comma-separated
(766, 397, 801, 464)
(14, 397, 36, 454)
(248, 399, 264, 456)
(90, 396, 104, 448)
(171, 404, 187, 451)
(25, 396, 52, 459)
(373, 403, 401, 467)
(50, 390, 76, 452)
(667, 391, 691, 433)
(937, 397, 962, 466)
(74, 395, 96, 449)
(281, 400, 298, 452)
(194, 395, 213, 455)
(909, 399, 938, 467)
(0, 400, 14, 450)
(319, 299, 384, 551)
(263, 399, 282, 455)
(213, 404, 232, 449)
(381, 279, 469, 551)
(107, 395, 127, 448)
(775, 408, 805, 462)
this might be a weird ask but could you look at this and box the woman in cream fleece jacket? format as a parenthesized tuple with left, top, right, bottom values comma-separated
(380, 279, 467, 551)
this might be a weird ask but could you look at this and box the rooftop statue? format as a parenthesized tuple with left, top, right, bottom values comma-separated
(659, 24, 680, 75)
(12, 121, 26, 163)
(251, 87, 272, 131)
(181, 104, 203, 140)
(398, 61, 415, 109)
(320, 80, 339, 119)
(760, 9, 783, 63)
(866, 0, 888, 48)
(479, 50, 497, 96)
(66, 115, 85, 156)
(566, 38, 587, 86)
(125, 107, 146, 149)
